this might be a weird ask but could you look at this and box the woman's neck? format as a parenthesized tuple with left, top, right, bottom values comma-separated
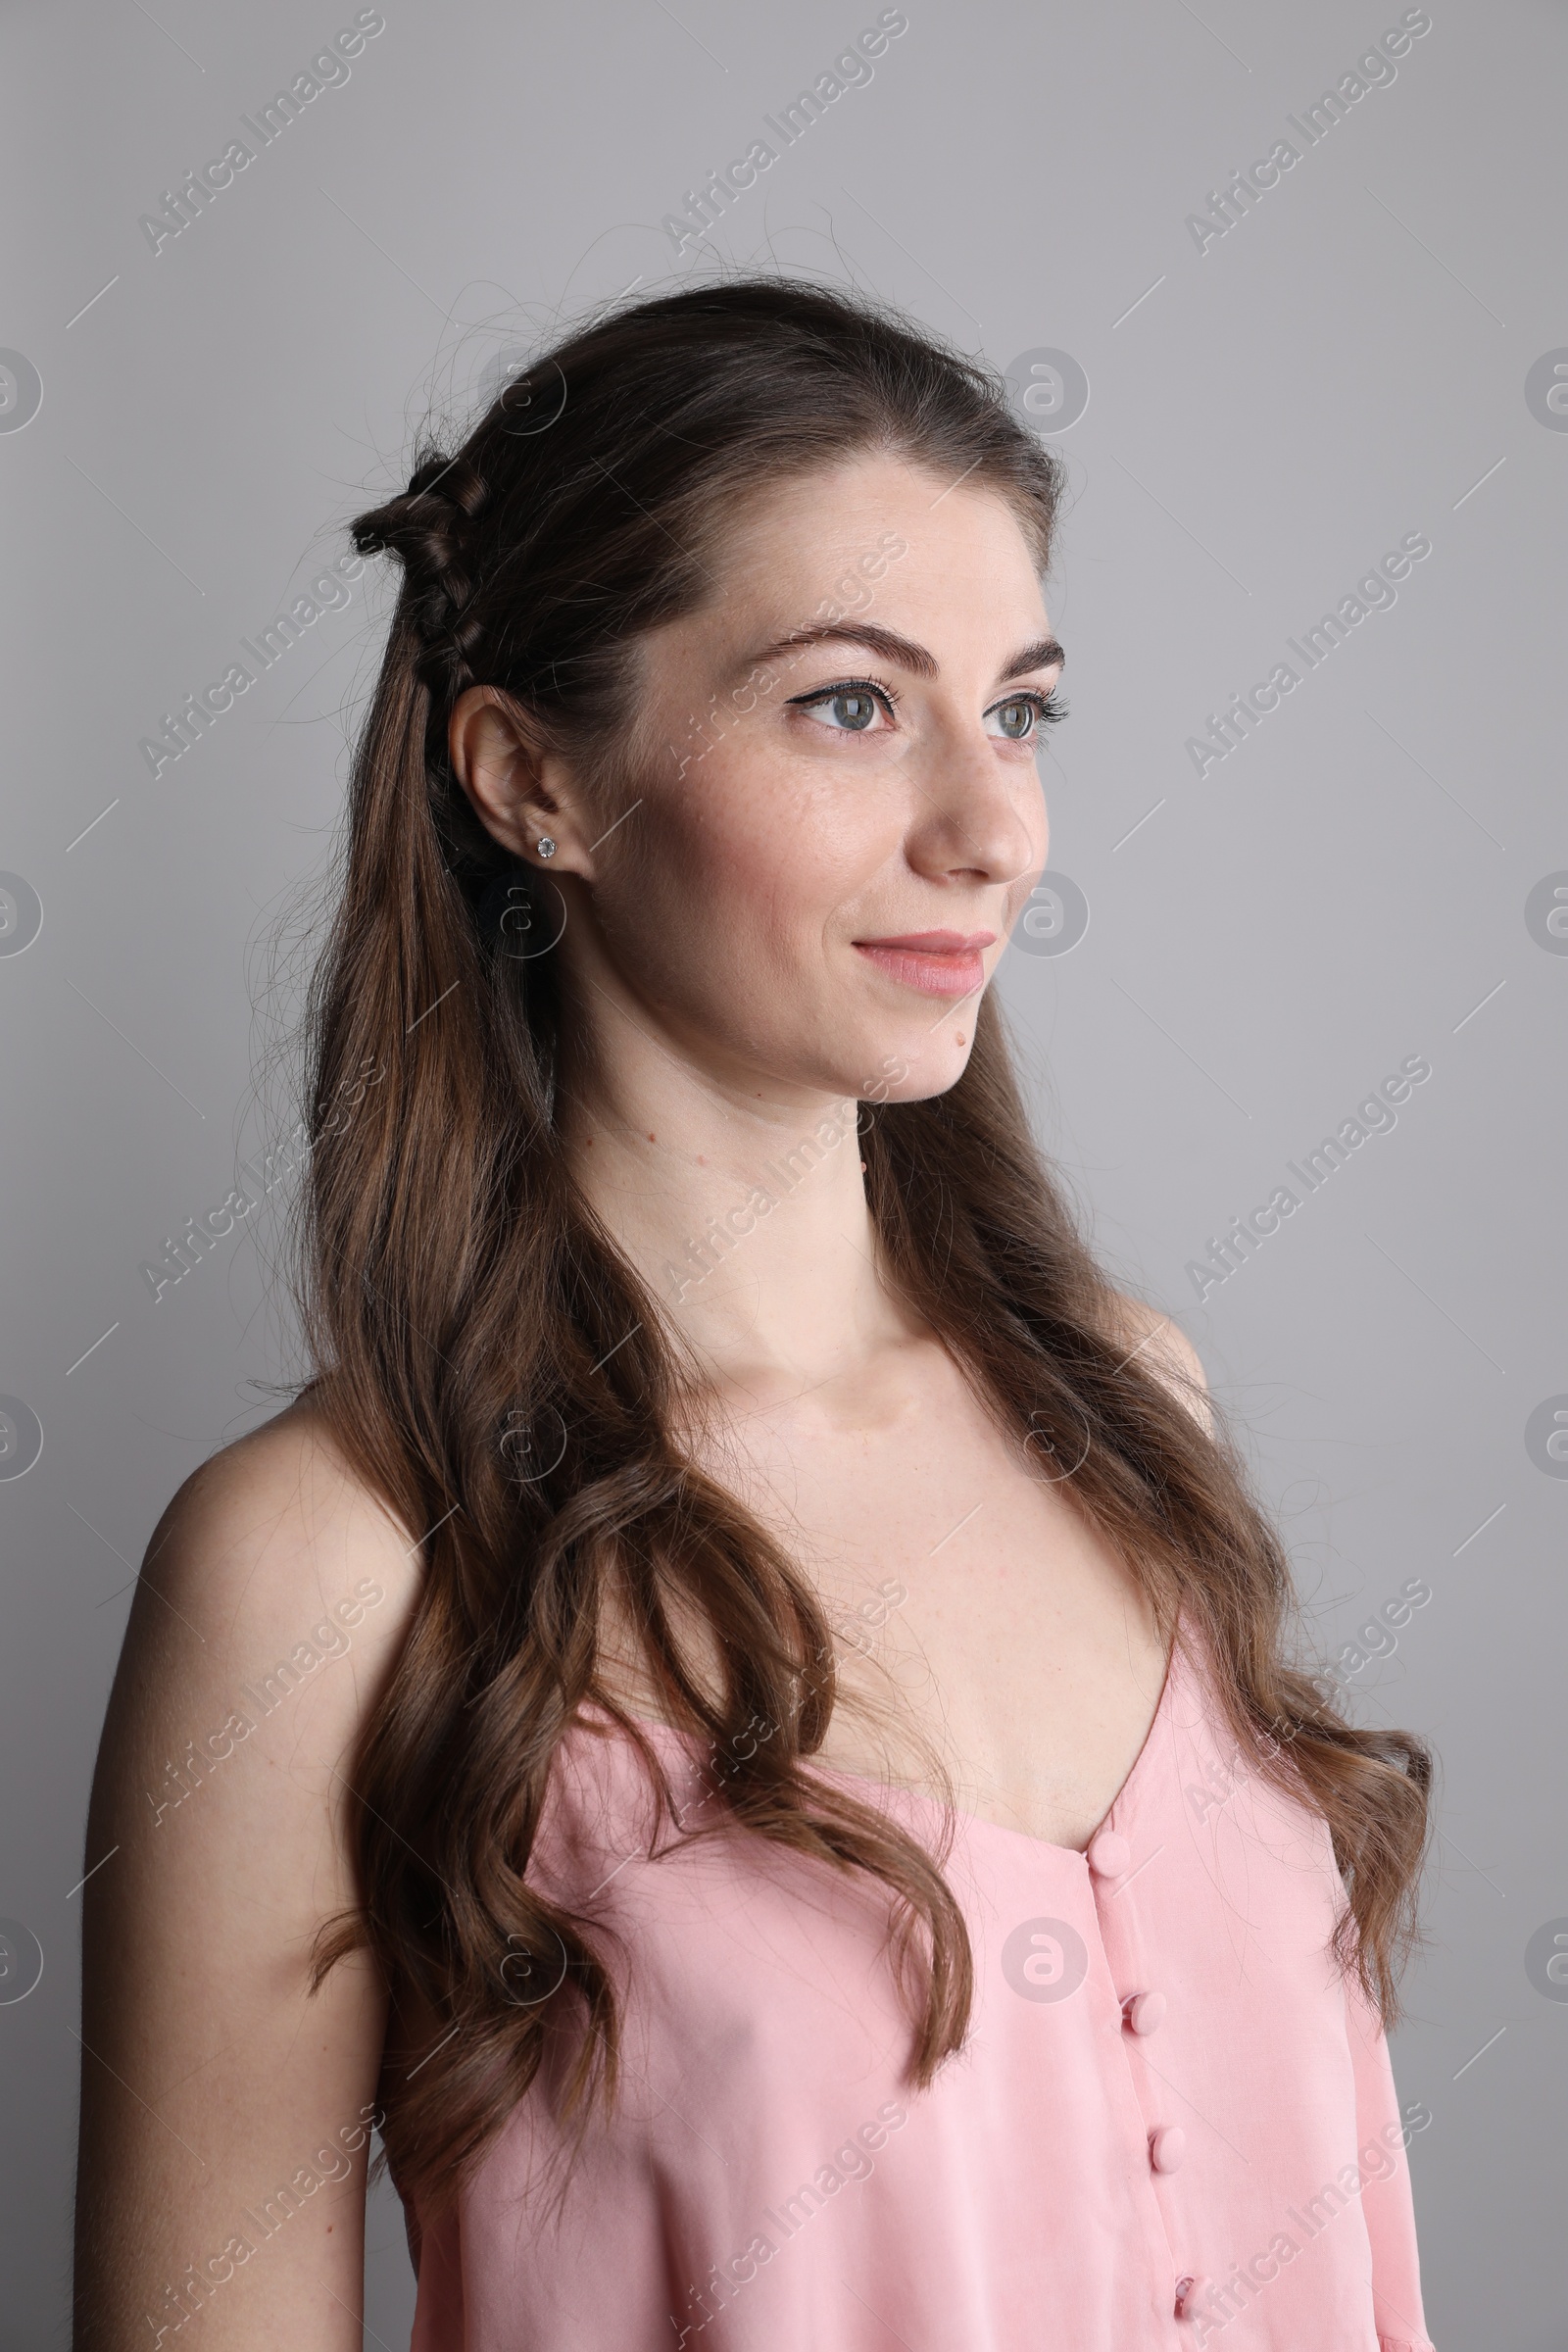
(556, 1000, 909, 1395)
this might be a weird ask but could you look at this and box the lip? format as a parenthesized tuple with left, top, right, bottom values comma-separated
(853, 929, 996, 998)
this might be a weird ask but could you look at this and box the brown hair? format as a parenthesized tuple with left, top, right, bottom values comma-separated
(299, 276, 1432, 2219)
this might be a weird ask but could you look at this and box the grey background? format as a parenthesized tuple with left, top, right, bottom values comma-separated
(1, 0, 1562, 2342)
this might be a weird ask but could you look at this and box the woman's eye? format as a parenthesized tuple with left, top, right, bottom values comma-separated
(985, 688, 1065, 741)
(805, 688, 883, 732)
(989, 696, 1040, 740)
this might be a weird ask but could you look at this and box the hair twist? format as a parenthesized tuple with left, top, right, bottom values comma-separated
(353, 445, 492, 705)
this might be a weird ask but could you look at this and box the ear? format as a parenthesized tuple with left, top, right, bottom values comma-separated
(448, 686, 597, 878)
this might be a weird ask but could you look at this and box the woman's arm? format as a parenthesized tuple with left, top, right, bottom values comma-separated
(73, 1403, 423, 2350)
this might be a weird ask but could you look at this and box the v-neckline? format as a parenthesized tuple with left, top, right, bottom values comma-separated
(802, 1625, 1183, 1860)
(596, 1624, 1184, 1865)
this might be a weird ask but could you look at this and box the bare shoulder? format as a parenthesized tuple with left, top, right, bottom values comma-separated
(88, 1384, 429, 1953)
(1107, 1295, 1214, 1436)
(127, 1392, 425, 1682)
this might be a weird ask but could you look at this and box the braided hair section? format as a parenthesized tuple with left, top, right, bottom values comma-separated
(353, 446, 492, 709)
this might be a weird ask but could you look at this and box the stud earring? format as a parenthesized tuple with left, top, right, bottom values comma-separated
(536, 837, 557, 859)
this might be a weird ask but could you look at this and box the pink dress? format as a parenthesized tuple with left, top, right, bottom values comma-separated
(401, 1616, 1437, 2349)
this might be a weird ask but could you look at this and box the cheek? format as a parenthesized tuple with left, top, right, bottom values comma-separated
(605, 750, 892, 991)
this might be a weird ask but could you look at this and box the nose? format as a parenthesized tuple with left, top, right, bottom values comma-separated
(903, 723, 1043, 890)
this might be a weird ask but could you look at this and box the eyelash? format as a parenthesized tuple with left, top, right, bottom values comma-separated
(787, 675, 1067, 733)
(786, 673, 901, 718)
(999, 686, 1066, 731)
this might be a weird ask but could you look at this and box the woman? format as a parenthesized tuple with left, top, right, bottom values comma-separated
(74, 279, 1437, 2350)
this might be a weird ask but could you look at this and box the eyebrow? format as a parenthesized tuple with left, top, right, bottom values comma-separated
(739, 620, 1065, 687)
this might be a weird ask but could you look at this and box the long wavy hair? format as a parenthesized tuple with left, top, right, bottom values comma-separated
(299, 276, 1433, 2222)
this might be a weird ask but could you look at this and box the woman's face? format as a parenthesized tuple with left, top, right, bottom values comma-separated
(488, 451, 1061, 1106)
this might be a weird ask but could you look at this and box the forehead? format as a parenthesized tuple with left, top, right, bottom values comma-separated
(699, 452, 1048, 636)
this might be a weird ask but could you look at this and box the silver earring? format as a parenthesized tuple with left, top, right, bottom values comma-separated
(536, 836, 557, 859)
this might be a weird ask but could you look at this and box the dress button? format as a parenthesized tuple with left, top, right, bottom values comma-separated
(1086, 1828, 1130, 1879)
(1122, 1989, 1167, 2035)
(1150, 2125, 1186, 2174)
(1174, 2273, 1210, 2321)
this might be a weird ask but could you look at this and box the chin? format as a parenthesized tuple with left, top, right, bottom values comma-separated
(849, 1037, 975, 1107)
